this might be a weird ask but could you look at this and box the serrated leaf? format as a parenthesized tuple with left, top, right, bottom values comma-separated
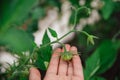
(35, 55, 47, 70)
(42, 30, 51, 44)
(35, 30, 52, 70)
(35, 44, 52, 70)
(48, 27, 58, 38)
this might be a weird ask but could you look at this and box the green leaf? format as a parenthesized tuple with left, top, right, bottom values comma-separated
(84, 40, 120, 80)
(0, 0, 38, 31)
(35, 30, 52, 70)
(31, 7, 45, 20)
(0, 27, 35, 52)
(42, 30, 51, 44)
(35, 54, 47, 70)
(101, 0, 115, 20)
(41, 30, 52, 61)
(84, 47, 100, 80)
(96, 40, 120, 74)
(91, 76, 106, 80)
(48, 27, 58, 38)
(35, 45, 52, 70)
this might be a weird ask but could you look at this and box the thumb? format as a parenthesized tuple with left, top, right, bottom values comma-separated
(29, 67, 41, 80)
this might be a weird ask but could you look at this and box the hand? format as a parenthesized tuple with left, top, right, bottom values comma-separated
(29, 44, 84, 80)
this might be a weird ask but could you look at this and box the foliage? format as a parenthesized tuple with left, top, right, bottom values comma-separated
(0, 0, 120, 80)
(84, 40, 120, 80)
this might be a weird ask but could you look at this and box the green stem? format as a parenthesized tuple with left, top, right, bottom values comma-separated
(57, 42, 67, 52)
(73, 6, 89, 29)
(11, 47, 38, 76)
(40, 30, 90, 49)
(20, 47, 37, 67)
(57, 30, 74, 41)
(79, 30, 90, 36)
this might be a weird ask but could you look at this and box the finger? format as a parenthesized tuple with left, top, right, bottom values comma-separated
(67, 62, 73, 76)
(58, 44, 70, 75)
(71, 46, 84, 78)
(29, 67, 41, 80)
(46, 48, 61, 74)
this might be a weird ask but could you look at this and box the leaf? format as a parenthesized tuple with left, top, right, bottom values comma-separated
(35, 30, 52, 70)
(42, 30, 51, 44)
(31, 7, 45, 20)
(84, 40, 120, 80)
(91, 76, 106, 80)
(35, 55, 47, 70)
(26, 20, 38, 33)
(0, 27, 35, 53)
(38, 44, 52, 62)
(84, 47, 100, 80)
(35, 45, 52, 70)
(96, 40, 120, 74)
(41, 30, 52, 61)
(48, 27, 58, 38)
(101, 0, 115, 20)
(0, 0, 38, 31)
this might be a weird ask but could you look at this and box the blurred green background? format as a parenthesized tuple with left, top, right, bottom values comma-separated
(0, 0, 120, 80)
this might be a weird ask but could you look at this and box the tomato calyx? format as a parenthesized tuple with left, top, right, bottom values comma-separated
(60, 51, 73, 61)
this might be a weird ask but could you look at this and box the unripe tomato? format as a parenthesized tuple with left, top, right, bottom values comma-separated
(61, 51, 73, 61)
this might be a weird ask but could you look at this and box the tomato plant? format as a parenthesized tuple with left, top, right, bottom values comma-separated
(0, 0, 120, 80)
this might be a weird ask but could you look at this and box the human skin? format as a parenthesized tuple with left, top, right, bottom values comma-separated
(29, 44, 84, 80)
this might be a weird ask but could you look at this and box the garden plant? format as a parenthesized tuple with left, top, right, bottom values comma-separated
(0, 0, 120, 80)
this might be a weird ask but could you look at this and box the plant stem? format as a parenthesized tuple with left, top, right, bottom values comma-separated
(11, 47, 38, 76)
(57, 42, 67, 52)
(72, 6, 89, 30)
(40, 30, 89, 49)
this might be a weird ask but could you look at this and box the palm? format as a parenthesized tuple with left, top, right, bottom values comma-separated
(29, 44, 84, 80)
(44, 45, 84, 80)
(44, 75, 81, 80)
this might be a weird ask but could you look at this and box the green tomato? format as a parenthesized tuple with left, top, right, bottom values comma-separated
(61, 51, 73, 61)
